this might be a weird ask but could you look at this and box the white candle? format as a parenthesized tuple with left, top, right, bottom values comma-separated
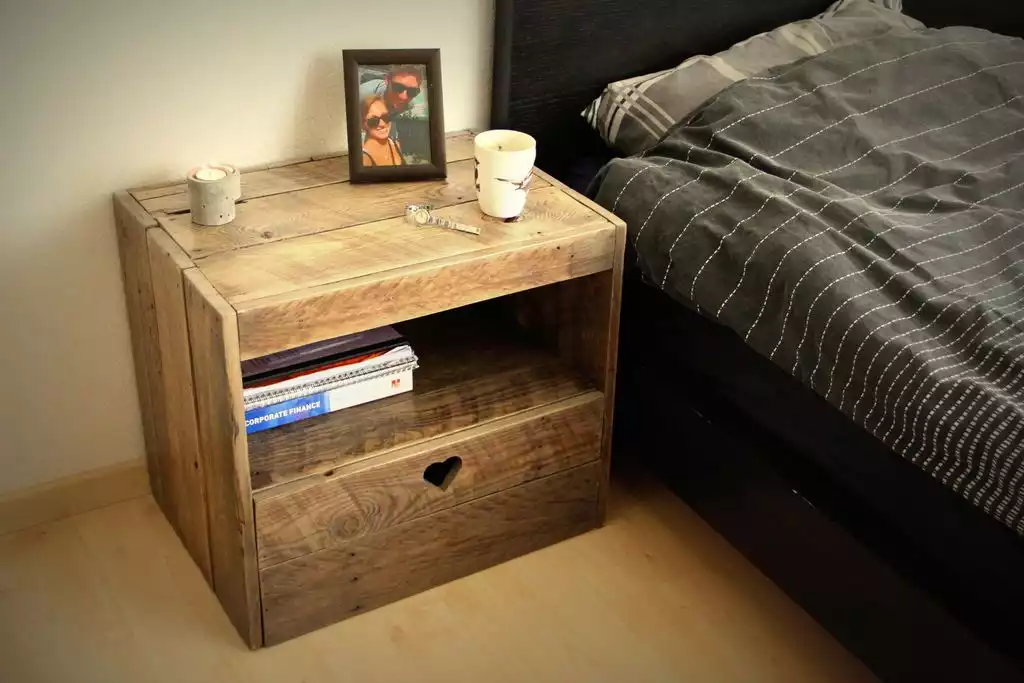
(194, 167, 228, 181)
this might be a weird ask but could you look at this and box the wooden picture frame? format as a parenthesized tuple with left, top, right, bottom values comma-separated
(343, 49, 447, 183)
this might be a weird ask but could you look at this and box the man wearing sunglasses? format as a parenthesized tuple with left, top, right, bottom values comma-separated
(359, 65, 428, 162)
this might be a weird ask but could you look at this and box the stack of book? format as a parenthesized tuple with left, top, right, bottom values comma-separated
(242, 326, 417, 434)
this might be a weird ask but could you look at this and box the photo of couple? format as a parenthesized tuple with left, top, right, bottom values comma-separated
(344, 49, 446, 182)
(358, 64, 431, 167)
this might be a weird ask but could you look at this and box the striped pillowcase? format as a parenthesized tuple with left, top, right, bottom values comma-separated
(582, 0, 923, 155)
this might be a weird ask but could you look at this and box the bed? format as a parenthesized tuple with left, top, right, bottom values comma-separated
(491, 1, 1024, 680)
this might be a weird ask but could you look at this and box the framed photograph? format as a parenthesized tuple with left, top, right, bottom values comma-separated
(343, 49, 446, 183)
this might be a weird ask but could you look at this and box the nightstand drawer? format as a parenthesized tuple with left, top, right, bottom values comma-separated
(259, 461, 601, 645)
(253, 391, 604, 567)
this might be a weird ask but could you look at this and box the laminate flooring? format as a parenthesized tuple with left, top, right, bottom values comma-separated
(0, 468, 876, 683)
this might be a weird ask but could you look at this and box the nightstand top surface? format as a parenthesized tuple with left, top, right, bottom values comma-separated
(128, 130, 624, 360)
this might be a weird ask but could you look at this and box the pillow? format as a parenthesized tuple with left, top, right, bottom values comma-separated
(581, 0, 924, 155)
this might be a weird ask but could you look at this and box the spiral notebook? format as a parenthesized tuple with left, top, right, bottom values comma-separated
(244, 363, 416, 434)
(243, 345, 417, 409)
(242, 341, 418, 434)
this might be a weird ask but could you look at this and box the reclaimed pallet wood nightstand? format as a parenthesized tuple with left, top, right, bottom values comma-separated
(113, 130, 626, 648)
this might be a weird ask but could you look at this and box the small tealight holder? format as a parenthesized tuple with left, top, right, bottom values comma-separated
(188, 163, 241, 226)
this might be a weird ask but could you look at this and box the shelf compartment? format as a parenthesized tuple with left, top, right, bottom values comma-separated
(247, 309, 598, 490)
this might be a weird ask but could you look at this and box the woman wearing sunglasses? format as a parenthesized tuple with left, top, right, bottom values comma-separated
(360, 96, 405, 167)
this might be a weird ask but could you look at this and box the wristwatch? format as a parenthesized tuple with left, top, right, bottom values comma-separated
(405, 204, 481, 235)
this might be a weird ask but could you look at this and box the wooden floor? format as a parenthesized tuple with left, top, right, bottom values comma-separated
(0, 468, 876, 683)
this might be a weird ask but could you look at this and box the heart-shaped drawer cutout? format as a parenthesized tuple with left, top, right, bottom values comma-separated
(422, 456, 463, 491)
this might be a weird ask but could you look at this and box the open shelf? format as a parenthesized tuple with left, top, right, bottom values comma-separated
(246, 305, 598, 491)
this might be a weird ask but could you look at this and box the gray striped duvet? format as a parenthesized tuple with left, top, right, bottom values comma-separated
(594, 26, 1024, 534)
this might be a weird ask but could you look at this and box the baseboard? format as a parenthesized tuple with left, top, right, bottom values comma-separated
(0, 460, 150, 536)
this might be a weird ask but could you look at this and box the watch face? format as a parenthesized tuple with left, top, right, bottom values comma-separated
(414, 208, 431, 225)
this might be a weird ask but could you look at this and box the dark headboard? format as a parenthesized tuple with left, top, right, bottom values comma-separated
(491, 0, 1024, 179)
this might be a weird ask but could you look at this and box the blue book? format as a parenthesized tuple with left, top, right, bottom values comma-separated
(244, 364, 414, 434)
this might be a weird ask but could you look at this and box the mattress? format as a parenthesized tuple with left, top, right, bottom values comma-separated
(594, 25, 1024, 533)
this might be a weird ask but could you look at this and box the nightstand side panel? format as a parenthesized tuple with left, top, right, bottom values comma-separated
(184, 268, 262, 649)
(147, 229, 213, 583)
(112, 192, 169, 512)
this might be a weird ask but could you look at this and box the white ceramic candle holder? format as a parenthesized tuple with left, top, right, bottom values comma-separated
(188, 164, 241, 226)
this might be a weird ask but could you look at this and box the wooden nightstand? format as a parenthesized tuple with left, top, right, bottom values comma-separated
(114, 130, 626, 648)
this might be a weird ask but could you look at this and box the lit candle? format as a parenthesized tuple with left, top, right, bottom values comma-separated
(194, 166, 228, 181)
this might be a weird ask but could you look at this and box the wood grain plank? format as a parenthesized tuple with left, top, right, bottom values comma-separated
(157, 157, 476, 258)
(130, 156, 311, 204)
(247, 319, 595, 489)
(153, 138, 488, 259)
(128, 154, 318, 201)
(254, 392, 603, 567)
(259, 462, 601, 645)
(196, 183, 580, 307)
(147, 229, 212, 582)
(112, 191, 168, 509)
(234, 223, 616, 361)
(183, 268, 261, 649)
(598, 223, 626, 519)
(133, 130, 477, 213)
(137, 157, 346, 213)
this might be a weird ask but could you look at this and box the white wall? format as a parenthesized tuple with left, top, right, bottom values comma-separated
(0, 0, 494, 493)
